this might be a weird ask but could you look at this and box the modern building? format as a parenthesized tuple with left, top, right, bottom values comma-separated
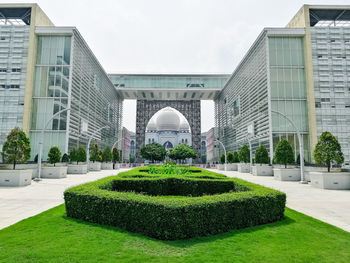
(215, 5, 350, 167)
(0, 4, 123, 160)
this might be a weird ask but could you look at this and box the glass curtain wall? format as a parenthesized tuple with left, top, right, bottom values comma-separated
(268, 36, 310, 161)
(30, 36, 71, 160)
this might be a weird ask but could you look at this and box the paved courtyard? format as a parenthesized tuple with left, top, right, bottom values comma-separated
(0, 169, 130, 230)
(210, 169, 350, 232)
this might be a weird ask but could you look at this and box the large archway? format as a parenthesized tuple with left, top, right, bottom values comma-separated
(136, 100, 201, 163)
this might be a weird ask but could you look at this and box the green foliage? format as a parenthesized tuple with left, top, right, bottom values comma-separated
(201, 154, 206, 164)
(89, 142, 100, 163)
(47, 146, 62, 166)
(1, 128, 31, 169)
(168, 143, 197, 161)
(97, 149, 103, 162)
(129, 154, 135, 163)
(102, 147, 112, 163)
(227, 152, 233, 163)
(140, 143, 167, 162)
(255, 145, 269, 164)
(220, 153, 225, 164)
(274, 139, 294, 168)
(239, 145, 250, 163)
(61, 153, 69, 163)
(112, 147, 120, 163)
(70, 146, 86, 164)
(232, 151, 239, 163)
(148, 162, 190, 175)
(64, 166, 285, 240)
(313, 131, 344, 172)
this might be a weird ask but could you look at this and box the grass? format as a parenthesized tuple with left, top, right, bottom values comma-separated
(0, 205, 350, 263)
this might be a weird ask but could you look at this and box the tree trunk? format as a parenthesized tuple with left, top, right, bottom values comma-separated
(54, 163, 56, 167)
(328, 162, 330, 172)
(13, 159, 16, 170)
(285, 163, 287, 169)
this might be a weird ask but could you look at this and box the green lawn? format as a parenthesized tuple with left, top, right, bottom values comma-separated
(0, 206, 350, 262)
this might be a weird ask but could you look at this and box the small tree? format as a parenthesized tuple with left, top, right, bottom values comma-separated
(313, 131, 344, 172)
(255, 145, 269, 165)
(61, 153, 69, 163)
(112, 147, 120, 163)
(97, 149, 103, 162)
(238, 145, 250, 163)
(274, 138, 294, 168)
(232, 151, 239, 163)
(47, 146, 62, 166)
(168, 143, 196, 162)
(1, 128, 31, 169)
(227, 152, 233, 163)
(201, 154, 206, 164)
(129, 154, 135, 163)
(220, 153, 225, 164)
(69, 146, 86, 165)
(102, 147, 112, 163)
(140, 143, 167, 163)
(89, 142, 100, 163)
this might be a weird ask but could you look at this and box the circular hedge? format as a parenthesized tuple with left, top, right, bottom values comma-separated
(64, 167, 286, 240)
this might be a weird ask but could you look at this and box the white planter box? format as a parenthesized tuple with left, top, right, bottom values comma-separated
(41, 166, 67, 179)
(226, 163, 238, 171)
(67, 164, 88, 174)
(310, 172, 350, 190)
(101, 162, 113, 170)
(273, 168, 300, 181)
(0, 169, 32, 187)
(252, 165, 273, 176)
(218, 164, 225, 170)
(89, 162, 101, 171)
(114, 163, 120, 169)
(304, 166, 328, 182)
(237, 163, 250, 173)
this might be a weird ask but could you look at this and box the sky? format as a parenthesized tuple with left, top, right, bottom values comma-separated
(7, 0, 350, 132)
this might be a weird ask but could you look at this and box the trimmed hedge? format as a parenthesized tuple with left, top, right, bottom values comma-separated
(64, 166, 286, 240)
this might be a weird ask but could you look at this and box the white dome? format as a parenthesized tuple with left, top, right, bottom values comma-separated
(179, 120, 190, 131)
(146, 119, 157, 131)
(156, 107, 180, 131)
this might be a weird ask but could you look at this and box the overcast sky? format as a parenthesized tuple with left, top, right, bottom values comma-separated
(10, 0, 350, 132)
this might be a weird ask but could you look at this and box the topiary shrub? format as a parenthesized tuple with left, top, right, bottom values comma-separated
(102, 147, 112, 163)
(1, 127, 31, 169)
(238, 145, 250, 163)
(232, 151, 239, 163)
(227, 152, 234, 163)
(89, 142, 100, 163)
(64, 167, 286, 240)
(313, 131, 344, 172)
(255, 145, 269, 165)
(47, 146, 62, 166)
(70, 146, 86, 165)
(112, 147, 120, 163)
(220, 153, 225, 164)
(61, 153, 69, 163)
(274, 139, 294, 168)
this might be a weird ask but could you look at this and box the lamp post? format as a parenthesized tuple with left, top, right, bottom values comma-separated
(246, 135, 253, 173)
(215, 139, 227, 171)
(86, 125, 109, 166)
(35, 107, 71, 181)
(271, 110, 306, 184)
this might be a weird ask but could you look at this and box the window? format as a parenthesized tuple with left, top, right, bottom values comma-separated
(11, 68, 21, 73)
(0, 37, 5, 40)
(321, 98, 330, 102)
(0, 68, 7, 72)
(315, 102, 321, 108)
(9, 85, 20, 89)
(233, 98, 240, 117)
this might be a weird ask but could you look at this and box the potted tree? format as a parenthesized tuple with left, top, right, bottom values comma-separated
(101, 147, 113, 170)
(226, 152, 238, 171)
(252, 145, 272, 176)
(218, 153, 226, 170)
(112, 147, 120, 169)
(310, 131, 350, 189)
(237, 145, 250, 173)
(0, 128, 32, 186)
(41, 146, 67, 178)
(273, 138, 299, 181)
(89, 142, 102, 171)
(140, 143, 167, 163)
(67, 146, 88, 174)
(168, 143, 196, 164)
(61, 153, 69, 164)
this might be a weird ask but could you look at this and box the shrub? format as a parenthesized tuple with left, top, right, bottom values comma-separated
(47, 146, 62, 166)
(61, 153, 69, 163)
(70, 146, 86, 164)
(313, 131, 344, 172)
(239, 145, 250, 163)
(112, 147, 120, 163)
(232, 151, 239, 163)
(255, 145, 269, 164)
(140, 143, 167, 162)
(220, 153, 225, 164)
(168, 143, 197, 161)
(102, 147, 112, 163)
(64, 166, 286, 241)
(274, 139, 294, 168)
(227, 152, 233, 163)
(1, 127, 31, 169)
(89, 142, 100, 163)
(129, 154, 135, 163)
